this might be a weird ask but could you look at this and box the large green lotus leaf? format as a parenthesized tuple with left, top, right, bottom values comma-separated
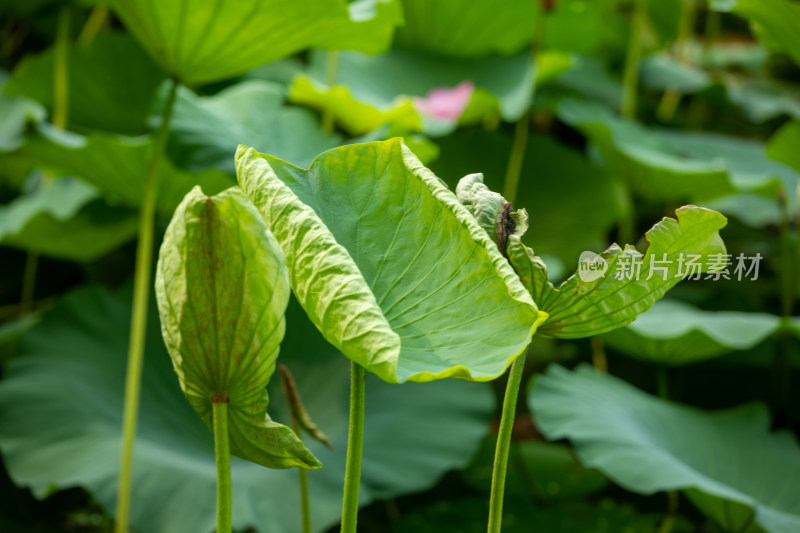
(531, 364, 800, 533)
(0, 285, 493, 532)
(712, 0, 800, 66)
(236, 139, 545, 383)
(112, 0, 401, 85)
(604, 299, 781, 366)
(640, 53, 713, 94)
(723, 76, 800, 123)
(5, 32, 165, 135)
(509, 206, 727, 338)
(542, 0, 629, 59)
(156, 186, 318, 469)
(557, 99, 797, 204)
(288, 48, 544, 135)
(432, 130, 625, 264)
(0, 177, 138, 261)
(767, 120, 800, 173)
(545, 55, 624, 111)
(0, 74, 45, 152)
(392, 0, 629, 60)
(164, 80, 342, 174)
(392, 0, 538, 58)
(15, 124, 233, 214)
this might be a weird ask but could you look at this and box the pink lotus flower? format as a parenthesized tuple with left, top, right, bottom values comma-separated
(414, 81, 475, 122)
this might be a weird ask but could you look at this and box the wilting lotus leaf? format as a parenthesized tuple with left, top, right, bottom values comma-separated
(236, 139, 546, 383)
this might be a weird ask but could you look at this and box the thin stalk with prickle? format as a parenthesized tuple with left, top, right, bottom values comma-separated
(340, 361, 366, 533)
(486, 354, 526, 533)
(212, 397, 233, 533)
(114, 78, 179, 533)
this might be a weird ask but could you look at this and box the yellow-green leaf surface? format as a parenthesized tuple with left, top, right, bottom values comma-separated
(510, 206, 727, 338)
(112, 0, 401, 85)
(155, 186, 319, 470)
(236, 139, 546, 383)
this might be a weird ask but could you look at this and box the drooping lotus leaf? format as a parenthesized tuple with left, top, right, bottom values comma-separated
(112, 0, 401, 85)
(557, 99, 797, 205)
(15, 123, 233, 214)
(603, 299, 781, 366)
(452, 174, 727, 339)
(531, 364, 800, 533)
(712, 0, 800, 66)
(0, 177, 138, 261)
(0, 285, 493, 533)
(155, 186, 318, 469)
(5, 32, 165, 135)
(236, 139, 546, 383)
(289, 48, 540, 136)
(163, 80, 342, 174)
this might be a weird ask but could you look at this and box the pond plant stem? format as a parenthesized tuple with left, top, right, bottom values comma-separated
(657, 0, 698, 122)
(340, 361, 366, 533)
(322, 50, 339, 133)
(487, 354, 526, 533)
(114, 77, 179, 533)
(213, 397, 233, 533)
(21, 5, 71, 315)
(622, 0, 648, 120)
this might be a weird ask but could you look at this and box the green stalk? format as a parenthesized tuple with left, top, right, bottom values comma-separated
(502, 114, 530, 206)
(590, 336, 608, 372)
(213, 398, 233, 533)
(77, 5, 109, 45)
(21, 5, 71, 315)
(486, 354, 526, 533)
(297, 453, 312, 533)
(621, 0, 648, 120)
(340, 361, 366, 533)
(114, 78, 179, 533)
(502, 10, 546, 205)
(321, 50, 339, 133)
(53, 5, 70, 131)
(774, 192, 796, 423)
(655, 367, 679, 533)
(657, 0, 698, 122)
